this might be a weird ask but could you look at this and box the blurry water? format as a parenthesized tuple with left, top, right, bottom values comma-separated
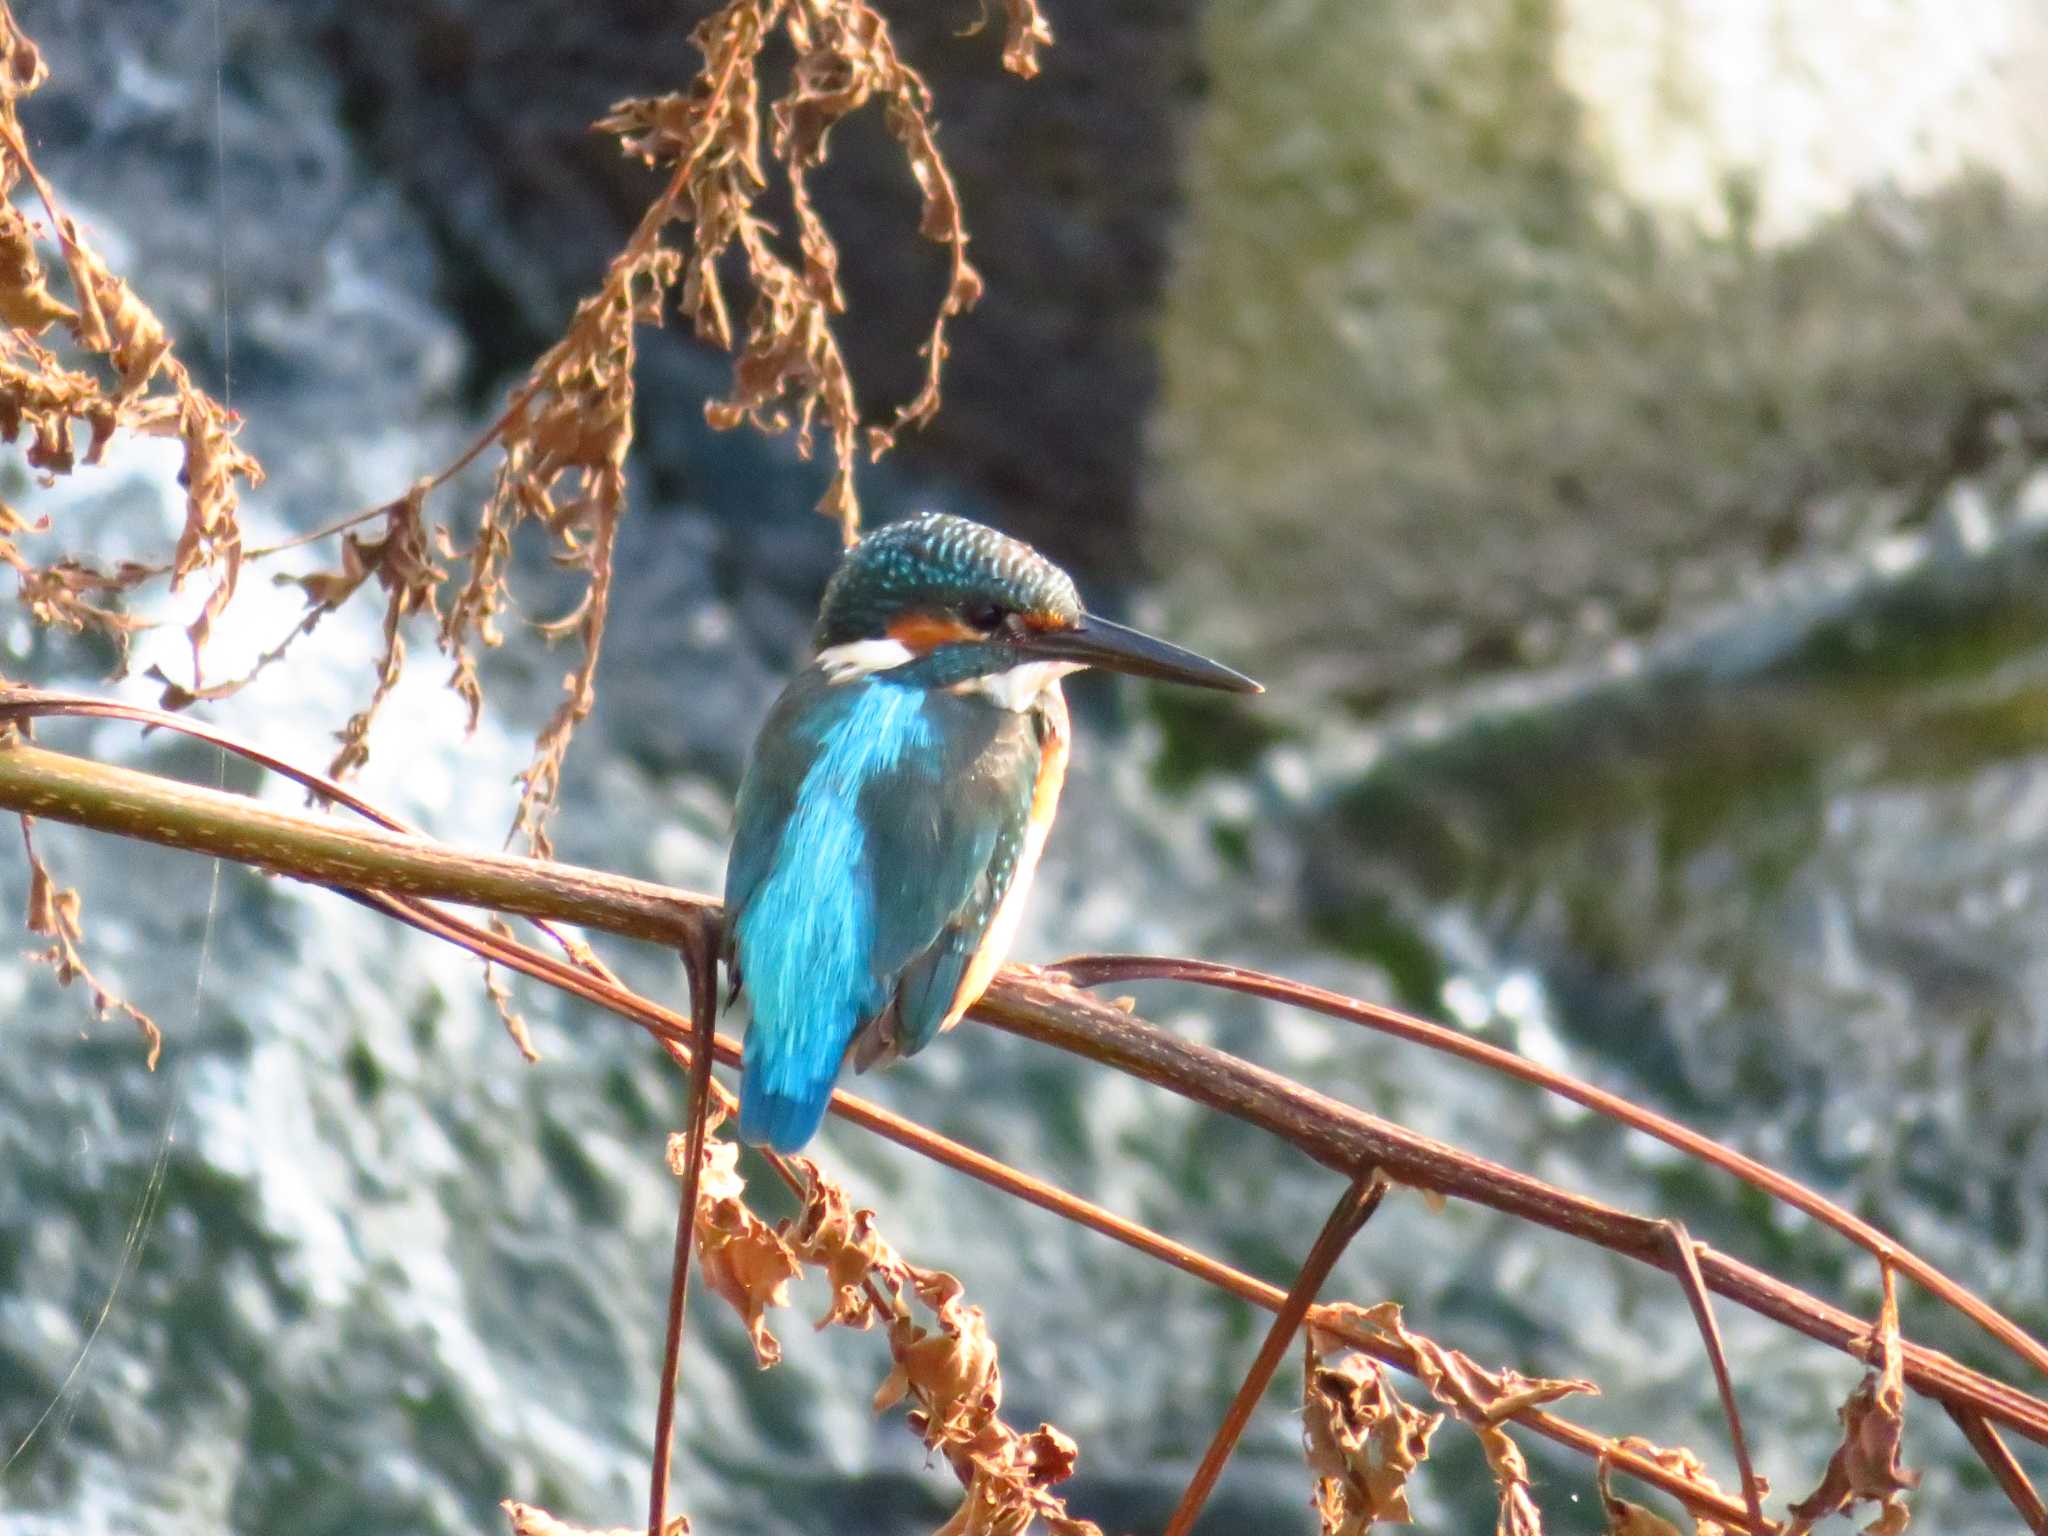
(3, 5, 2047, 1536)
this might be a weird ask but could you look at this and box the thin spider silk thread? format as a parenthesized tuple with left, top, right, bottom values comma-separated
(3, 2, 235, 1481)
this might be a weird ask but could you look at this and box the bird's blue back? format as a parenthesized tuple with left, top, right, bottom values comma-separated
(725, 667, 1040, 1149)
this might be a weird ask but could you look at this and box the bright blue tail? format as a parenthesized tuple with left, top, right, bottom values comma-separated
(737, 1039, 837, 1152)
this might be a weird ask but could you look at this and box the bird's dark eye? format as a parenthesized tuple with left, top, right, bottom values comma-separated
(962, 598, 1007, 633)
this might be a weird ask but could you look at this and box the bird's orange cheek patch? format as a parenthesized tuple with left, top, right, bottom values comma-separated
(889, 612, 981, 650)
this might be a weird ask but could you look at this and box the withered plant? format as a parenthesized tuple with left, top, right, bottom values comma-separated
(2, 5, 2047, 1536)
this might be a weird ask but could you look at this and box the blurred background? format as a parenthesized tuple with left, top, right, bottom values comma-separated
(4, 0, 2048, 1530)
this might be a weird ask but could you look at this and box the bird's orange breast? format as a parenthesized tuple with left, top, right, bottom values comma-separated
(942, 686, 1070, 1030)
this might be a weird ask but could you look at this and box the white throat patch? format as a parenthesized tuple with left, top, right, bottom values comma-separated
(949, 659, 1081, 711)
(815, 637, 916, 683)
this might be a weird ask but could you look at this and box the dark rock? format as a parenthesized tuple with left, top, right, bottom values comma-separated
(312, 0, 1205, 581)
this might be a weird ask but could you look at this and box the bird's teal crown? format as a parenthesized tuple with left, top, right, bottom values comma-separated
(814, 512, 1082, 650)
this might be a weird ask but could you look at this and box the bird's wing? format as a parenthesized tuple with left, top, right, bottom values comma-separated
(853, 695, 1053, 1069)
(725, 672, 1030, 1149)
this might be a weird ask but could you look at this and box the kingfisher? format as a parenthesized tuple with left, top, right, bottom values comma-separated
(723, 512, 1260, 1151)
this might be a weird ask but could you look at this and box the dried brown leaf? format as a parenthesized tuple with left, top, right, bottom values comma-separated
(1319, 1301, 1597, 1536)
(671, 1130, 801, 1367)
(1304, 1333, 1443, 1532)
(502, 1499, 689, 1536)
(767, 1154, 1096, 1534)
(0, 12, 259, 681)
(1786, 1267, 1918, 1536)
(0, 204, 73, 332)
(998, 0, 1054, 78)
(312, 482, 444, 775)
(876, 1267, 1003, 1452)
(0, 2, 48, 109)
(1597, 1439, 1741, 1536)
(484, 916, 541, 1063)
(783, 1151, 912, 1329)
(1598, 1492, 1689, 1536)
(18, 812, 160, 1066)
(70, 241, 171, 399)
(2, 545, 151, 664)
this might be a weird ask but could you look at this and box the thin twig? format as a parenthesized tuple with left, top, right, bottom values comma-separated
(1944, 1401, 2048, 1535)
(1164, 1170, 1387, 1536)
(648, 919, 721, 1536)
(1664, 1220, 1766, 1534)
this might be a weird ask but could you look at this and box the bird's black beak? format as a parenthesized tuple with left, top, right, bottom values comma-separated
(1020, 612, 1263, 694)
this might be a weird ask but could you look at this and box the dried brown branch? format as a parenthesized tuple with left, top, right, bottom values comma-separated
(1166, 1170, 1387, 1536)
(0, 711, 2044, 1454)
(261, 860, 1785, 1536)
(1662, 1222, 1766, 1533)
(325, 883, 1779, 1534)
(377, 856, 1782, 1534)
(1053, 955, 2048, 1388)
(648, 920, 722, 1536)
(1942, 1401, 2048, 1536)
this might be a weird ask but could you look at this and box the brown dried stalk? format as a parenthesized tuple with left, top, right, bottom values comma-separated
(664, 1119, 1102, 1535)
(1660, 1222, 1765, 1534)
(226, 884, 1876, 1536)
(7, 715, 2047, 1472)
(604, 0, 1006, 542)
(1165, 1170, 1387, 1536)
(647, 920, 722, 1536)
(1052, 955, 2048, 1389)
(0, 1, 1035, 860)
(257, 0, 1034, 846)
(0, 2, 260, 681)
(0, 3, 260, 1044)
(376, 862, 1784, 1534)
